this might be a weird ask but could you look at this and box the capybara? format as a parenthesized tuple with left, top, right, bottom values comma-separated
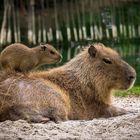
(0, 43, 62, 73)
(0, 43, 136, 123)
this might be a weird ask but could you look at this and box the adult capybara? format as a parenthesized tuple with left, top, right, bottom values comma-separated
(0, 43, 136, 123)
(0, 43, 62, 73)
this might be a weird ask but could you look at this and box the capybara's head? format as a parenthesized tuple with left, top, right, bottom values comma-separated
(39, 43, 62, 64)
(87, 43, 136, 90)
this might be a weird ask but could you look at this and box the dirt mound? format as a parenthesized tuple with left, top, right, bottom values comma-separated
(0, 97, 140, 140)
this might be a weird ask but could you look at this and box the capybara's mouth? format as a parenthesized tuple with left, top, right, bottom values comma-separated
(56, 55, 62, 63)
(127, 78, 136, 89)
(121, 78, 136, 90)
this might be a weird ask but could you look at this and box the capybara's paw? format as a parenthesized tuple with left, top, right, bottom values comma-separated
(39, 117, 50, 123)
(103, 106, 128, 118)
(28, 115, 50, 123)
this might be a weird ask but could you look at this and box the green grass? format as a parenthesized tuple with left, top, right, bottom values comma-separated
(113, 86, 140, 97)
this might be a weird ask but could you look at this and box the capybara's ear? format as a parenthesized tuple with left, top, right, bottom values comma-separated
(88, 45, 97, 57)
(41, 45, 47, 51)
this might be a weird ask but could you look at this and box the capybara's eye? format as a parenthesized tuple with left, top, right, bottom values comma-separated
(103, 58, 112, 64)
(50, 51, 55, 55)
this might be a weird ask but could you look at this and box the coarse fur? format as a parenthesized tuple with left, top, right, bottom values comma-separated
(0, 43, 62, 73)
(0, 43, 136, 123)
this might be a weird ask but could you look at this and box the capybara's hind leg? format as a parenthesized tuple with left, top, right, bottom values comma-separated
(8, 106, 51, 123)
(8, 104, 68, 123)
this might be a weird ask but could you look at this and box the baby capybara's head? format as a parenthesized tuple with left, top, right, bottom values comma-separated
(88, 43, 136, 90)
(38, 43, 62, 64)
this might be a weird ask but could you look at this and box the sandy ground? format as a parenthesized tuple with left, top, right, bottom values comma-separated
(0, 96, 140, 140)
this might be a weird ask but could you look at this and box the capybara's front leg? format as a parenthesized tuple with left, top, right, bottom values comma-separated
(101, 105, 128, 118)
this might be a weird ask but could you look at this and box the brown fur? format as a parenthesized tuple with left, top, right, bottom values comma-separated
(0, 43, 136, 123)
(0, 43, 62, 73)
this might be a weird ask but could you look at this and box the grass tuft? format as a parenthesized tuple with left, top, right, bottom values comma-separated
(113, 86, 140, 97)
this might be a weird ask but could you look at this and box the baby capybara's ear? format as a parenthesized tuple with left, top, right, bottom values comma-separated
(41, 45, 47, 51)
(88, 45, 97, 57)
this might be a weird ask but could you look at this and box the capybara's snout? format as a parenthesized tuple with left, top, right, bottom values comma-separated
(124, 64, 136, 89)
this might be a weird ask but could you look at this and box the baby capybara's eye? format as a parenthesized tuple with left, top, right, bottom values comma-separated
(103, 58, 112, 64)
(50, 50, 55, 55)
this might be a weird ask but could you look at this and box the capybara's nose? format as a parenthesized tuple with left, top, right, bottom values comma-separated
(128, 75, 135, 81)
(59, 55, 62, 60)
(57, 55, 62, 63)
